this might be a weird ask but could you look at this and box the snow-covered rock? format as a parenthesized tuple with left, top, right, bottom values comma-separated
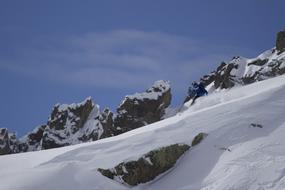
(41, 97, 101, 149)
(201, 50, 285, 91)
(0, 128, 19, 155)
(99, 108, 115, 138)
(19, 125, 46, 152)
(16, 97, 109, 152)
(114, 80, 171, 133)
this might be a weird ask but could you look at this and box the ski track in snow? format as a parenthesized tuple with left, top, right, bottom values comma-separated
(1, 75, 285, 190)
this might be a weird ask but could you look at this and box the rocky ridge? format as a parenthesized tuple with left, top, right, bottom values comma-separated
(0, 80, 171, 154)
(184, 30, 285, 103)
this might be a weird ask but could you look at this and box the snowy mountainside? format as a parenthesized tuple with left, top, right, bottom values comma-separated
(0, 75, 285, 190)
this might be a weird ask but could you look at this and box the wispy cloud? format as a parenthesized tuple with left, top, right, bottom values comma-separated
(0, 29, 253, 91)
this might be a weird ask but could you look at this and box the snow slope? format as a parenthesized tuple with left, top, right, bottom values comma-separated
(1, 75, 285, 190)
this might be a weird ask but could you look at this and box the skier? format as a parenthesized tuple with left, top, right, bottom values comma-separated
(188, 81, 208, 105)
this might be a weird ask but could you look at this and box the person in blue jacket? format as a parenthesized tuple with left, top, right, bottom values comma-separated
(189, 81, 208, 105)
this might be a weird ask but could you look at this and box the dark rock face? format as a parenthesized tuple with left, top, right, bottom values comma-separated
(98, 144, 190, 186)
(0, 128, 19, 155)
(213, 62, 238, 89)
(200, 58, 241, 90)
(99, 108, 115, 138)
(0, 129, 12, 155)
(114, 80, 171, 133)
(18, 125, 46, 152)
(242, 59, 285, 84)
(48, 97, 94, 131)
(276, 30, 285, 52)
(41, 97, 95, 149)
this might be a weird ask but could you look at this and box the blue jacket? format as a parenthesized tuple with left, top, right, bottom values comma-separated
(189, 83, 208, 97)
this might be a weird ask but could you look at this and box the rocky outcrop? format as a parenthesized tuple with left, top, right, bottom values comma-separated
(0, 128, 19, 155)
(197, 31, 285, 93)
(114, 80, 171, 133)
(201, 53, 284, 90)
(18, 98, 116, 151)
(48, 97, 94, 131)
(18, 125, 46, 152)
(98, 144, 190, 186)
(41, 97, 99, 149)
(276, 30, 285, 53)
(191, 133, 208, 146)
(199, 57, 243, 90)
(99, 108, 115, 138)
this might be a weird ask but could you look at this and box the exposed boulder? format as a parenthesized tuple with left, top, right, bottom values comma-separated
(249, 123, 263, 128)
(191, 133, 208, 146)
(276, 30, 285, 53)
(114, 80, 171, 133)
(98, 144, 190, 186)
(0, 128, 19, 155)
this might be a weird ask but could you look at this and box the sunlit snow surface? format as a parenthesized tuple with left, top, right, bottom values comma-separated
(1, 75, 285, 190)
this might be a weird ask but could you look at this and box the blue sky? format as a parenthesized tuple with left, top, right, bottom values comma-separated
(0, 0, 284, 136)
